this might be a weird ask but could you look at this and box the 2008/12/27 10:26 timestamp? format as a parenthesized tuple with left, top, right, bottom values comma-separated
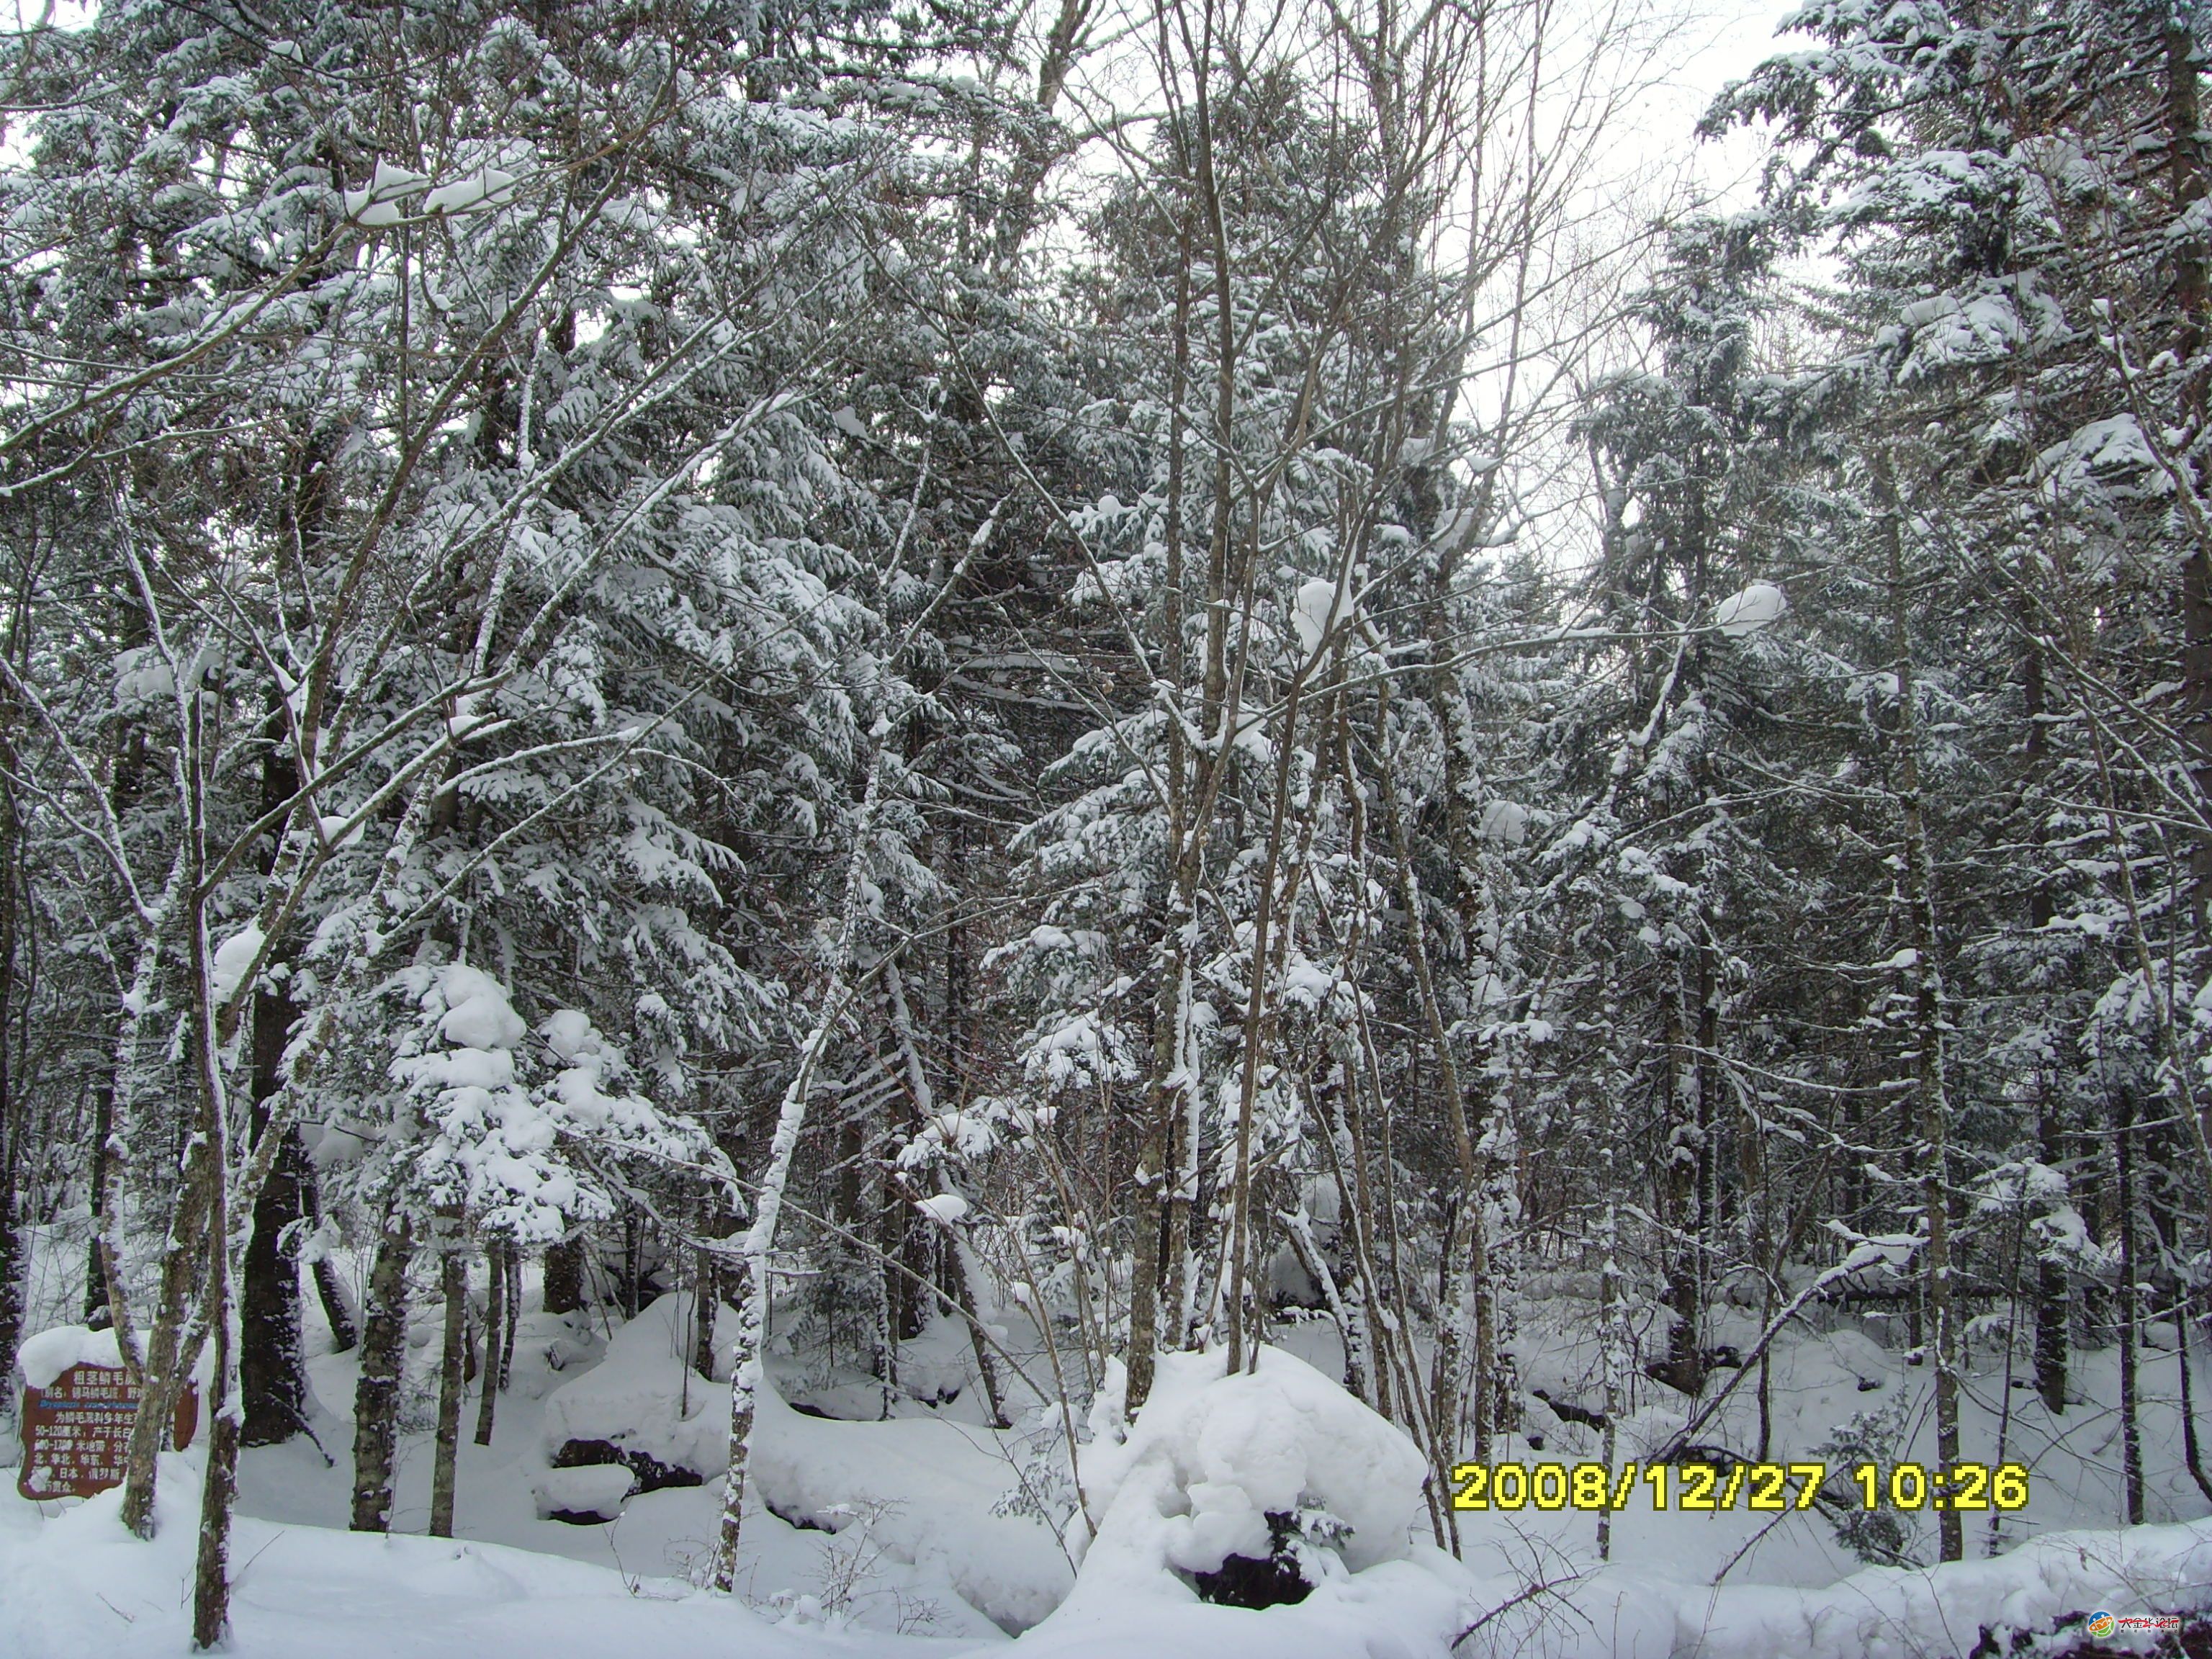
(1447, 1460, 2032, 1512)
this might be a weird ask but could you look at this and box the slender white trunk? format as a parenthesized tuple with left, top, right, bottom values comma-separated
(711, 754, 881, 1591)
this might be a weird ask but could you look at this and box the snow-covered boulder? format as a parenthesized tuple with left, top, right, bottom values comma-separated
(531, 1463, 637, 1524)
(539, 1293, 735, 1488)
(1072, 1346, 1426, 1613)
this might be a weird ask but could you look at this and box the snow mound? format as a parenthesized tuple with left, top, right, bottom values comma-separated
(540, 1293, 736, 1483)
(1074, 1346, 1426, 1609)
(746, 1383, 1075, 1632)
(1679, 1515, 2212, 1659)
(15, 1323, 125, 1390)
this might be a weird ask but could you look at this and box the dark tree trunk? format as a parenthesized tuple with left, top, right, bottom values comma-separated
(2180, 1296, 2212, 1504)
(500, 1249, 520, 1388)
(429, 1245, 467, 1537)
(238, 1121, 307, 1444)
(542, 1235, 585, 1315)
(474, 1239, 504, 1447)
(82, 1081, 111, 1326)
(239, 988, 307, 1445)
(1661, 964, 1707, 1395)
(120, 1120, 217, 1537)
(192, 1157, 240, 1651)
(349, 1216, 414, 1533)
(621, 1212, 642, 1317)
(2033, 1094, 2069, 1416)
(691, 1249, 717, 1380)
(240, 683, 307, 1443)
(0, 1097, 19, 1393)
(2116, 1083, 2144, 1527)
(0, 681, 22, 1380)
(2022, 634, 2069, 1420)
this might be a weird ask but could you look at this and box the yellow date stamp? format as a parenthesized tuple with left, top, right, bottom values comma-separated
(1447, 1460, 2031, 1512)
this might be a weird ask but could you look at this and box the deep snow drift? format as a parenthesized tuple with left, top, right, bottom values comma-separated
(8, 1259, 2212, 1658)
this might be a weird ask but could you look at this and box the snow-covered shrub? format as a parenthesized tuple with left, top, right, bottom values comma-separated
(1813, 1397, 1921, 1568)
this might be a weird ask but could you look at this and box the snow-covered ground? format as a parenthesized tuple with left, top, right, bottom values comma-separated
(6, 1234, 2212, 1658)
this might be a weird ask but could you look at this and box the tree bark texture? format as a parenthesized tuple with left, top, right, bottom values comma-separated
(475, 1238, 505, 1447)
(350, 1216, 415, 1533)
(430, 1244, 467, 1537)
(542, 1235, 585, 1315)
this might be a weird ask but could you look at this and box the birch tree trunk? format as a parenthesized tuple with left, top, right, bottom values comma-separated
(187, 691, 243, 1647)
(711, 755, 882, 1591)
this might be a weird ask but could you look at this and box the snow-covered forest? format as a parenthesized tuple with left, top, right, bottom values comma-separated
(4, 0, 2212, 1653)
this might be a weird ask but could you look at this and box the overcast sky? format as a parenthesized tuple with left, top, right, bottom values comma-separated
(1650, 0, 1809, 205)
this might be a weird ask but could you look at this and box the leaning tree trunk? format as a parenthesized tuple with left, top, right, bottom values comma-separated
(118, 1110, 216, 1539)
(350, 1215, 415, 1533)
(308, 1163, 359, 1354)
(710, 1000, 840, 1590)
(711, 753, 882, 1591)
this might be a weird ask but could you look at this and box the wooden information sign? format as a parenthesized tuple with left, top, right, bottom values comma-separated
(17, 1361, 197, 1501)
